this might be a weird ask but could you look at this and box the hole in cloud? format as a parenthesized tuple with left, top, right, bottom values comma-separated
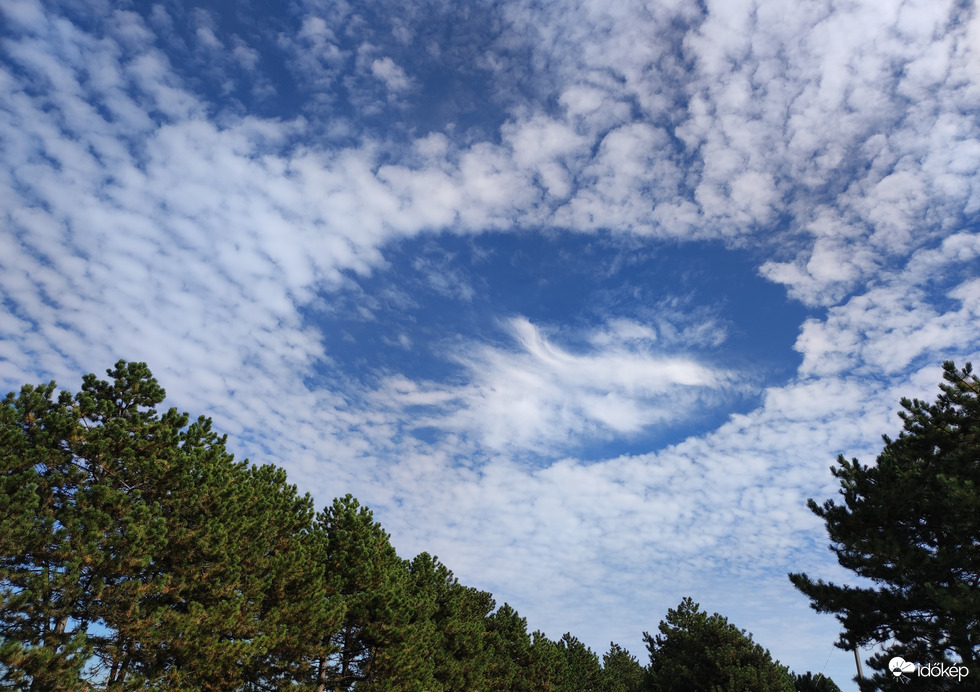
(304, 231, 810, 460)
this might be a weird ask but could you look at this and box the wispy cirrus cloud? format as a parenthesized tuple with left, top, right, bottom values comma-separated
(374, 316, 739, 453)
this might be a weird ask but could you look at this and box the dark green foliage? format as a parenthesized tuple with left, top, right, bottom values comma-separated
(794, 671, 842, 692)
(0, 363, 533, 691)
(483, 603, 533, 691)
(602, 642, 645, 692)
(0, 362, 332, 690)
(525, 631, 566, 690)
(315, 495, 425, 691)
(0, 360, 860, 691)
(558, 633, 603, 691)
(527, 630, 575, 691)
(481, 611, 609, 692)
(789, 362, 980, 691)
(407, 552, 493, 691)
(644, 597, 795, 692)
(236, 465, 344, 691)
(0, 380, 95, 689)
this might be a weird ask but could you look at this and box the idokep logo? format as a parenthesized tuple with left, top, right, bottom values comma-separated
(889, 657, 916, 678)
(888, 656, 971, 683)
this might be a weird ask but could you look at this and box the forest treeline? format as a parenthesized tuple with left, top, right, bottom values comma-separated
(1, 362, 838, 691)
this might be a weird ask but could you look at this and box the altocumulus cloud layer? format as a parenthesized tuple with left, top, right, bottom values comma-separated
(2, 0, 980, 687)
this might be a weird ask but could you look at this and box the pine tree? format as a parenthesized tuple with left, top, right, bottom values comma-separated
(601, 643, 645, 692)
(793, 671, 842, 692)
(0, 362, 333, 690)
(526, 631, 571, 691)
(315, 495, 424, 691)
(483, 603, 532, 691)
(643, 597, 795, 692)
(789, 361, 980, 690)
(407, 552, 493, 691)
(0, 380, 94, 689)
(225, 464, 343, 691)
(558, 633, 603, 691)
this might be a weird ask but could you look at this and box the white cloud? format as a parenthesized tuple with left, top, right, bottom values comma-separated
(381, 316, 740, 452)
(232, 39, 261, 71)
(370, 56, 411, 92)
(3, 1, 980, 688)
(588, 318, 659, 347)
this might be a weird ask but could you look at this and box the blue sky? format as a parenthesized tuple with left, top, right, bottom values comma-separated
(3, 0, 980, 687)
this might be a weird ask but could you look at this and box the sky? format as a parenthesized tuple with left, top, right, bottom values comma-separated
(2, 0, 980, 688)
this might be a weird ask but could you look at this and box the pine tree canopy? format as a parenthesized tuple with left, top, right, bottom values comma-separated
(602, 642, 645, 692)
(789, 361, 980, 691)
(0, 362, 331, 690)
(643, 597, 795, 692)
(0, 361, 855, 690)
(794, 671, 843, 692)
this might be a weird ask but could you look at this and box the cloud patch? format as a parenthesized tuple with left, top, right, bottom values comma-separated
(375, 317, 739, 454)
(371, 56, 412, 92)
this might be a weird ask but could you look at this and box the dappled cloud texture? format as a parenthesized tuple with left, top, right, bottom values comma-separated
(2, 0, 980, 686)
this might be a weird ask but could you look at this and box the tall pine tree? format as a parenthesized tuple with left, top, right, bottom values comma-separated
(790, 361, 980, 690)
(0, 362, 333, 690)
(315, 495, 426, 691)
(601, 643, 645, 692)
(644, 597, 795, 692)
(0, 380, 96, 689)
(407, 552, 493, 691)
(483, 603, 532, 691)
(558, 633, 603, 692)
